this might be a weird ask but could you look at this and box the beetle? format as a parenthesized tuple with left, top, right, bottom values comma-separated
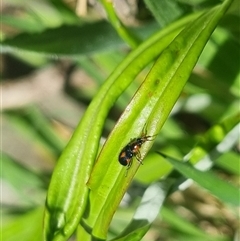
(118, 127, 156, 170)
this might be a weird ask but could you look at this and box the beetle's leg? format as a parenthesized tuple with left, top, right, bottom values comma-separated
(125, 158, 133, 177)
(126, 158, 133, 169)
(135, 151, 143, 165)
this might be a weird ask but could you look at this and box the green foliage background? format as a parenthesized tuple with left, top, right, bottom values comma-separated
(1, 0, 239, 241)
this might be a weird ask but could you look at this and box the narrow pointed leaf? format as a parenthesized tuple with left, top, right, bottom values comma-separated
(112, 182, 172, 241)
(164, 156, 239, 206)
(86, 0, 233, 239)
(43, 12, 197, 241)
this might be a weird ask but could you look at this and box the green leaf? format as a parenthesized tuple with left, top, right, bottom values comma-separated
(49, 0, 80, 25)
(1, 22, 123, 57)
(22, 106, 67, 153)
(1, 153, 45, 205)
(187, 113, 240, 164)
(144, 0, 184, 26)
(1, 15, 45, 33)
(86, 1, 233, 239)
(43, 0, 233, 239)
(161, 207, 227, 241)
(111, 181, 172, 241)
(43, 10, 195, 241)
(215, 151, 240, 175)
(99, 0, 141, 48)
(2, 207, 43, 241)
(134, 153, 173, 184)
(5, 107, 65, 157)
(163, 155, 239, 206)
